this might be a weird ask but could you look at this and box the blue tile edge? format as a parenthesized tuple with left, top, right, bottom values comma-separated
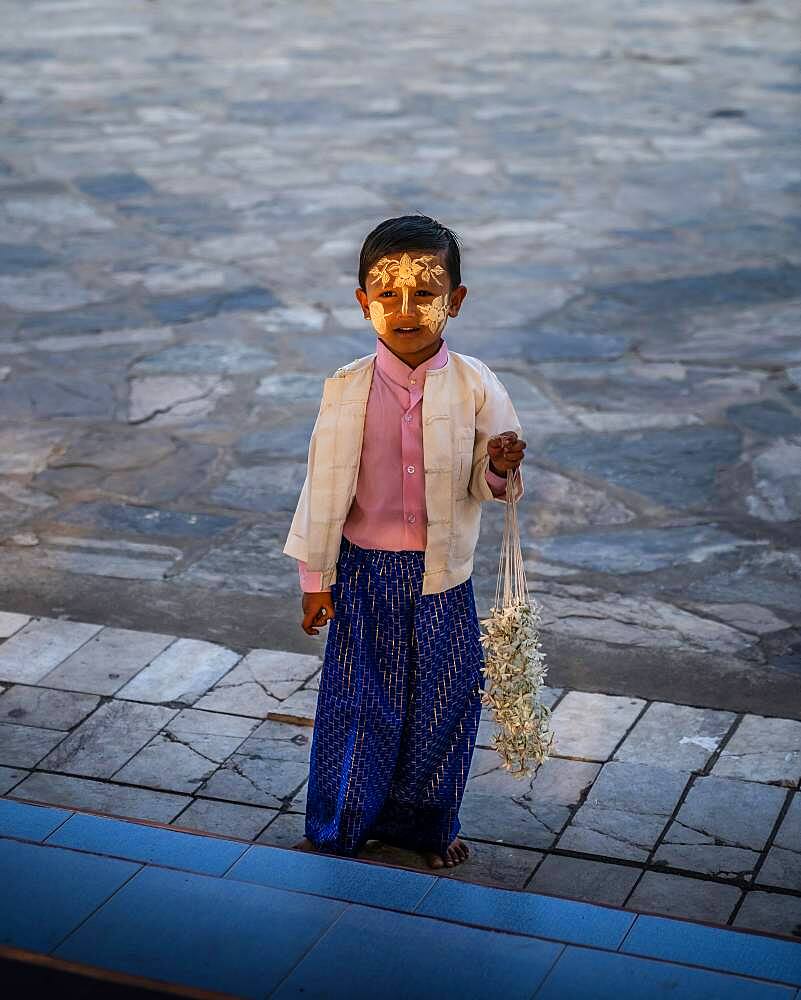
(622, 913, 801, 988)
(0, 796, 74, 842)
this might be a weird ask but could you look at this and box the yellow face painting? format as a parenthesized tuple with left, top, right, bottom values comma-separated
(367, 252, 450, 338)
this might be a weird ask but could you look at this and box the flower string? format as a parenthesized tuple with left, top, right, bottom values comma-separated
(479, 465, 555, 778)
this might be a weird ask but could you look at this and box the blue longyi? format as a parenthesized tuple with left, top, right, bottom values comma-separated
(305, 535, 486, 858)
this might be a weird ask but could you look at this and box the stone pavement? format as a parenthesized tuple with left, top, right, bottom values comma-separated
(0, 0, 800, 720)
(1, 610, 800, 942)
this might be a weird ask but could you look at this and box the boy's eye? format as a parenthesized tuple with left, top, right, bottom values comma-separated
(379, 291, 395, 298)
(415, 290, 433, 296)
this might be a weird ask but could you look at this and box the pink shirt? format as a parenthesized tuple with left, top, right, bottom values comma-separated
(297, 335, 510, 592)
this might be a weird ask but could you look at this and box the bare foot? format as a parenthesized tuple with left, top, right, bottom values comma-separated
(423, 836, 470, 869)
(292, 836, 319, 852)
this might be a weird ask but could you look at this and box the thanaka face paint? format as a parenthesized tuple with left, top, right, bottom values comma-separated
(367, 253, 450, 338)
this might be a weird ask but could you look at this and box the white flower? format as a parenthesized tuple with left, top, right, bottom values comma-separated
(479, 597, 555, 778)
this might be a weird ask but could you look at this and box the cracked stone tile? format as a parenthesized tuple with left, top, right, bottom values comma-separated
(557, 806, 670, 863)
(0, 721, 68, 768)
(0, 618, 104, 684)
(461, 752, 599, 849)
(547, 690, 646, 760)
(756, 792, 801, 891)
(734, 891, 801, 938)
(113, 709, 258, 794)
(244, 719, 314, 759)
(127, 375, 234, 425)
(115, 637, 242, 705)
(39, 700, 178, 778)
(626, 871, 741, 923)
(556, 761, 690, 862)
(613, 702, 737, 772)
(172, 797, 279, 840)
(0, 612, 30, 638)
(41, 627, 177, 695)
(198, 752, 308, 810)
(0, 764, 28, 795)
(9, 771, 190, 823)
(266, 688, 318, 727)
(712, 714, 801, 787)
(686, 602, 792, 636)
(537, 592, 758, 657)
(654, 774, 787, 878)
(194, 649, 321, 717)
(527, 854, 642, 907)
(0, 685, 100, 730)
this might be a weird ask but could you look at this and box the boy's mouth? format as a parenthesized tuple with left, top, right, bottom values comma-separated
(394, 326, 421, 335)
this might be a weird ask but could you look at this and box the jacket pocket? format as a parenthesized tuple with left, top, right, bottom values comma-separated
(456, 430, 474, 496)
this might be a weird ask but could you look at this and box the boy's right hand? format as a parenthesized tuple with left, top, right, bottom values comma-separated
(302, 592, 335, 635)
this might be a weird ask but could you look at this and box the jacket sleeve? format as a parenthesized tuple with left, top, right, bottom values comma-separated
(468, 366, 525, 505)
(297, 560, 331, 594)
(282, 390, 326, 563)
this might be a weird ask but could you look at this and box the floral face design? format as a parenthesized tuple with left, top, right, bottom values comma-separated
(367, 252, 450, 338)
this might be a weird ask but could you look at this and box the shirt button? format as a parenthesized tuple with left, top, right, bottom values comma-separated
(407, 465, 415, 474)
(409, 378, 416, 385)
(407, 513, 416, 523)
(403, 414, 412, 422)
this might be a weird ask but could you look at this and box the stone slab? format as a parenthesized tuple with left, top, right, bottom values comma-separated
(712, 714, 801, 787)
(655, 774, 787, 878)
(756, 793, 801, 891)
(41, 627, 178, 695)
(112, 710, 259, 794)
(39, 700, 178, 778)
(527, 854, 642, 907)
(613, 702, 737, 773)
(254, 810, 307, 849)
(0, 765, 27, 795)
(8, 771, 190, 823)
(0, 685, 100, 730)
(733, 890, 801, 939)
(172, 798, 279, 841)
(0, 612, 31, 638)
(557, 762, 690, 863)
(115, 637, 242, 705)
(626, 871, 741, 923)
(266, 688, 318, 726)
(0, 618, 104, 684)
(548, 691, 646, 760)
(0, 721, 68, 768)
(194, 649, 321, 717)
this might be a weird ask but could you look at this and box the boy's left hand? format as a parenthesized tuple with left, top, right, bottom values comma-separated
(487, 431, 526, 474)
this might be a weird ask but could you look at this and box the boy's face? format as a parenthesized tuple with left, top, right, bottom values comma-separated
(355, 250, 467, 364)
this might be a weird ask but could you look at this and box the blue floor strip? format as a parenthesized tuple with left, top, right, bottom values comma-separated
(0, 797, 799, 1000)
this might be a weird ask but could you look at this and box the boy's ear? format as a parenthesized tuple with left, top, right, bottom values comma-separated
(448, 285, 468, 317)
(355, 287, 370, 319)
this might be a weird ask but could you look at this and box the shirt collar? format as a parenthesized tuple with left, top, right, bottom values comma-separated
(375, 335, 449, 388)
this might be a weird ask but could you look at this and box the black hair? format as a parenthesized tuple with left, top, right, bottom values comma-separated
(358, 214, 462, 290)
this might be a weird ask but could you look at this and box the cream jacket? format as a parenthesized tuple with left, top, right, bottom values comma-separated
(282, 349, 524, 595)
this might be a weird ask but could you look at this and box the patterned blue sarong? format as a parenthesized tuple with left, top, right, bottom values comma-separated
(305, 535, 486, 858)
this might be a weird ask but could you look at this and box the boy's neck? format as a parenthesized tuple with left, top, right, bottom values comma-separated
(380, 336, 444, 369)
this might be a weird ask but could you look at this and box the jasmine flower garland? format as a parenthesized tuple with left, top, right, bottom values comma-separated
(479, 466, 555, 778)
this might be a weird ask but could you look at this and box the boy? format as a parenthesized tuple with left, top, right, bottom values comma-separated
(283, 215, 526, 869)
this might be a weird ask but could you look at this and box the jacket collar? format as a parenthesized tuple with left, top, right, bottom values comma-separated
(375, 335, 449, 388)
